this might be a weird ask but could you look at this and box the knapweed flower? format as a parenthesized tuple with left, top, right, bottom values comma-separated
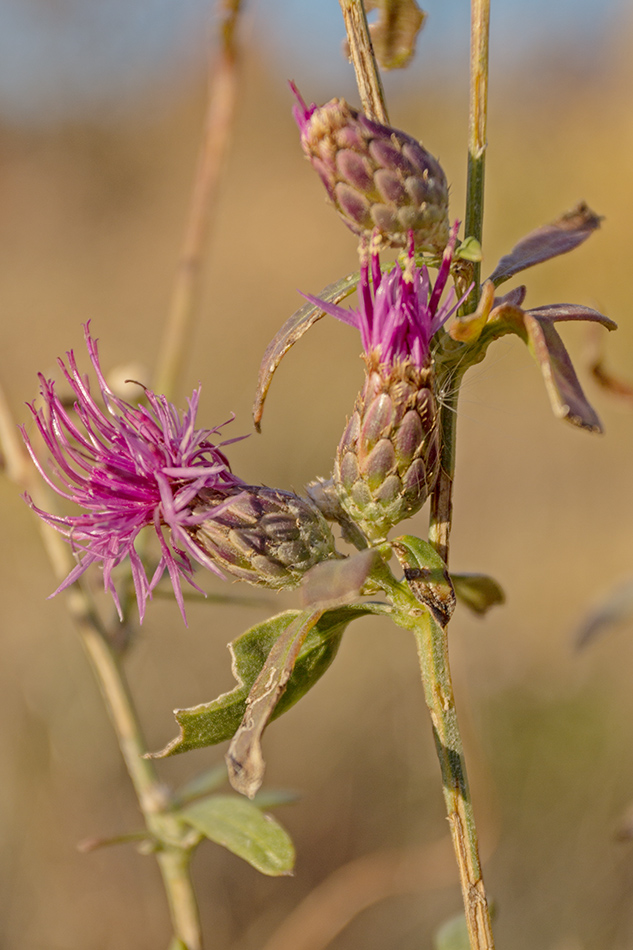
(303, 224, 467, 542)
(292, 83, 449, 251)
(21, 324, 246, 624)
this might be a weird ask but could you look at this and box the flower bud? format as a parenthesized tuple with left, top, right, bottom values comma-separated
(189, 486, 339, 589)
(334, 354, 439, 542)
(292, 85, 449, 251)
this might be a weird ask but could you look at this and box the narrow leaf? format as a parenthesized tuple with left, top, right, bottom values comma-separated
(524, 313, 603, 432)
(527, 303, 616, 331)
(392, 535, 455, 626)
(451, 573, 505, 616)
(488, 202, 602, 286)
(253, 273, 359, 431)
(227, 608, 324, 798)
(151, 604, 389, 759)
(180, 795, 295, 876)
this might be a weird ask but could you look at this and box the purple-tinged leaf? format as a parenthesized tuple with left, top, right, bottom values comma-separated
(488, 202, 602, 286)
(253, 273, 359, 432)
(526, 303, 617, 330)
(524, 313, 603, 432)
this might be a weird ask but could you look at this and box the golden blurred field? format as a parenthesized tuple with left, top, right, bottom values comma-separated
(2, 21, 633, 950)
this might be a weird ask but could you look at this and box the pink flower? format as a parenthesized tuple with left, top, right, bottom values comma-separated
(302, 223, 467, 369)
(21, 324, 245, 623)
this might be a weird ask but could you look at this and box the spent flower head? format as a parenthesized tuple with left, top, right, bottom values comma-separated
(303, 221, 465, 371)
(21, 324, 245, 623)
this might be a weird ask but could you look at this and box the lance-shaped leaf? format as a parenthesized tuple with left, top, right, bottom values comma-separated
(180, 795, 295, 876)
(151, 603, 389, 760)
(488, 201, 602, 286)
(253, 272, 359, 431)
(524, 313, 603, 431)
(451, 573, 505, 616)
(392, 535, 456, 626)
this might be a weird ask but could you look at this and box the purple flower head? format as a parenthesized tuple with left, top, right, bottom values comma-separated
(21, 324, 245, 624)
(302, 222, 467, 370)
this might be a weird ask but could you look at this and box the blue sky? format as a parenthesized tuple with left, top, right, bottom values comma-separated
(0, 0, 628, 124)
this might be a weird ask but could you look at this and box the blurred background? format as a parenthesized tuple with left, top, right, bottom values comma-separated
(2, 1, 633, 948)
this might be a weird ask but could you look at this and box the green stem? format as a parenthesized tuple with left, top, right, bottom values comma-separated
(375, 565, 495, 950)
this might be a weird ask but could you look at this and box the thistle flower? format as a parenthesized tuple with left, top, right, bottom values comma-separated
(303, 224, 467, 541)
(21, 324, 245, 623)
(291, 83, 449, 251)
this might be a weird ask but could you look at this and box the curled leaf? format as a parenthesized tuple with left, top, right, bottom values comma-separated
(488, 202, 602, 286)
(524, 313, 603, 432)
(150, 603, 390, 760)
(392, 535, 455, 626)
(227, 608, 324, 798)
(253, 272, 359, 431)
(364, 0, 426, 70)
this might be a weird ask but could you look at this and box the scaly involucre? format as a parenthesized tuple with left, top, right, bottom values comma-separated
(21, 324, 244, 623)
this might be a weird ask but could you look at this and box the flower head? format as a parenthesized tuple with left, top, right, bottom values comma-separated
(21, 324, 245, 623)
(291, 83, 449, 251)
(304, 222, 465, 371)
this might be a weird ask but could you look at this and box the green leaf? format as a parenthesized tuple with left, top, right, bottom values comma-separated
(451, 573, 505, 616)
(151, 603, 389, 758)
(168, 939, 188, 950)
(454, 235, 482, 262)
(180, 795, 295, 876)
(434, 912, 470, 950)
(392, 535, 456, 626)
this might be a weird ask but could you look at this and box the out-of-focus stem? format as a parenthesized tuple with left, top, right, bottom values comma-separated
(0, 386, 203, 949)
(339, 0, 389, 123)
(154, 0, 244, 401)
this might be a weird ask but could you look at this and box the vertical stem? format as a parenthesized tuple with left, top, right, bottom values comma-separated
(412, 610, 494, 950)
(154, 0, 244, 401)
(338, 0, 389, 123)
(464, 0, 490, 310)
